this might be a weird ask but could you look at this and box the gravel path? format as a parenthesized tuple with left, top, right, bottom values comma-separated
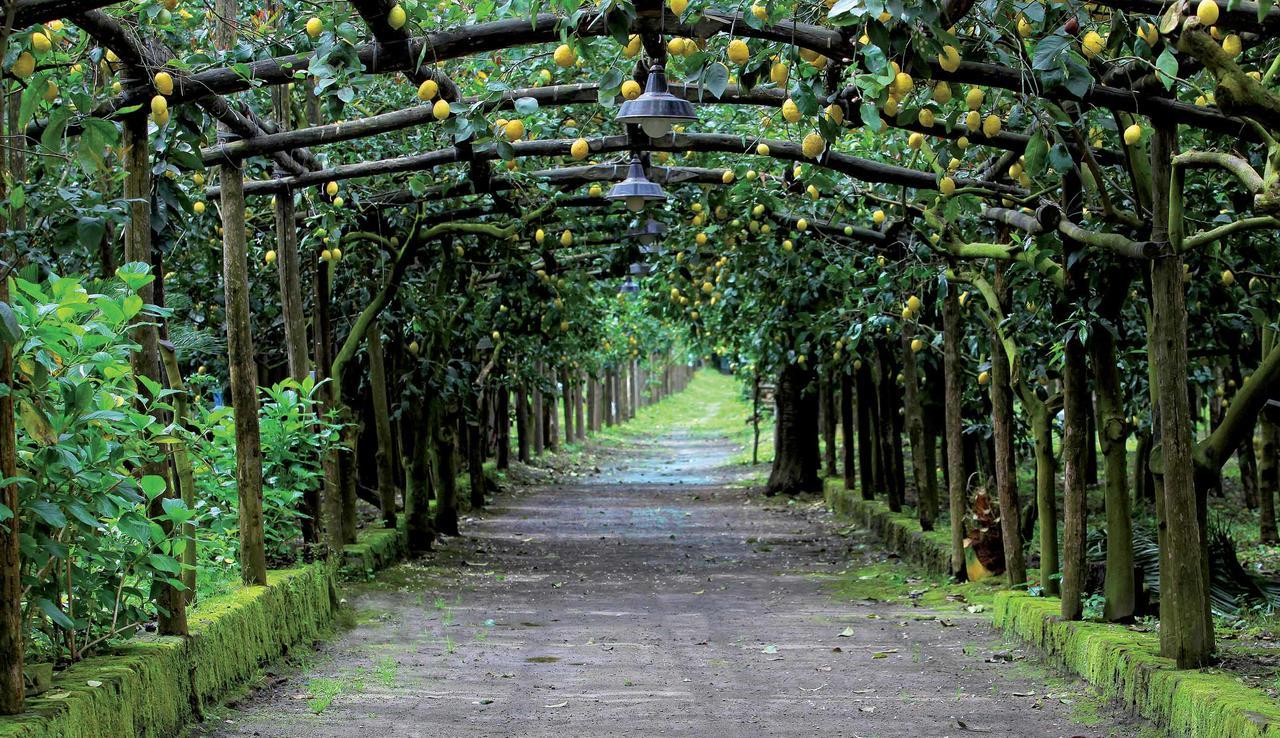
(194, 420, 1147, 738)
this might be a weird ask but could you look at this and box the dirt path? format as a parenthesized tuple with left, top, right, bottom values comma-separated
(195, 403, 1148, 737)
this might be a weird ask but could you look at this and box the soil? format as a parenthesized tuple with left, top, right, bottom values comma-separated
(191, 425, 1151, 738)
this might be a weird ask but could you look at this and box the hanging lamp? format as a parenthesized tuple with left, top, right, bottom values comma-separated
(615, 63, 696, 139)
(606, 155, 667, 212)
(627, 217, 668, 247)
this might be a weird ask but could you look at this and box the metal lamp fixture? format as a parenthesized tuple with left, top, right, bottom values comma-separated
(616, 63, 696, 139)
(607, 155, 667, 212)
(619, 276, 640, 294)
(627, 217, 667, 246)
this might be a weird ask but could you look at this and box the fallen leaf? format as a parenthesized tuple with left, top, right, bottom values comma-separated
(837, 627, 855, 637)
(85, 680, 103, 688)
(544, 701, 568, 708)
(762, 644, 779, 654)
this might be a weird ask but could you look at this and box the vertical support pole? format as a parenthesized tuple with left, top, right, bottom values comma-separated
(1151, 122, 1213, 666)
(367, 319, 397, 528)
(942, 287, 968, 582)
(0, 83, 22, 713)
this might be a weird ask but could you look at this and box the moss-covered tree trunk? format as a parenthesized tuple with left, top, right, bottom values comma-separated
(434, 413, 460, 536)
(405, 405, 435, 553)
(942, 290, 968, 581)
(1152, 121, 1214, 667)
(1261, 328, 1278, 544)
(766, 363, 822, 496)
(1059, 170, 1089, 621)
(987, 265, 1026, 588)
(367, 320, 398, 528)
(1029, 402, 1060, 596)
(1093, 318, 1135, 622)
(0, 83, 22, 710)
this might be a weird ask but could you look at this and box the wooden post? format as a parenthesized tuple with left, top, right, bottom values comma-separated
(1151, 121, 1213, 667)
(902, 331, 937, 531)
(587, 375, 598, 432)
(516, 386, 531, 463)
(942, 288, 968, 582)
(532, 369, 544, 455)
(988, 264, 1027, 588)
(367, 319, 398, 528)
(159, 345, 198, 600)
(604, 368, 616, 426)
(496, 386, 511, 470)
(271, 75, 309, 382)
(0, 83, 21, 709)
(1060, 169, 1089, 621)
(562, 369, 575, 444)
(840, 371, 856, 491)
(122, 108, 189, 632)
(433, 414, 460, 536)
(820, 372, 838, 477)
(855, 360, 876, 500)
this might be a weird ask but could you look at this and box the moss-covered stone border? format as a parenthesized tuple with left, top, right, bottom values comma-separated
(0, 526, 409, 738)
(823, 479, 1280, 738)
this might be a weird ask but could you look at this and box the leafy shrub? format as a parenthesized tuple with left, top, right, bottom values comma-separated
(5, 265, 188, 663)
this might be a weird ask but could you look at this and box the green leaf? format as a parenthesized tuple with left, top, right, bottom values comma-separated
(1023, 130, 1048, 176)
(29, 500, 66, 528)
(1155, 48, 1178, 90)
(704, 62, 730, 98)
(115, 262, 155, 291)
(0, 302, 22, 347)
(140, 475, 167, 500)
(513, 96, 539, 115)
(148, 554, 182, 574)
(860, 102, 884, 132)
(36, 598, 74, 629)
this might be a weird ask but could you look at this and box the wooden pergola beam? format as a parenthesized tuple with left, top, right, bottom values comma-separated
(207, 132, 1024, 200)
(63, 10, 1247, 140)
(199, 81, 1123, 168)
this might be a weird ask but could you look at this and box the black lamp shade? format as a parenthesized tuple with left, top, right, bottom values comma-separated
(627, 217, 667, 246)
(616, 64, 696, 139)
(607, 156, 667, 211)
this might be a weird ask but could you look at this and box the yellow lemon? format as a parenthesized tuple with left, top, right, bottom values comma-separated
(883, 95, 900, 116)
(1137, 22, 1159, 47)
(1123, 123, 1142, 145)
(535, 228, 546, 244)
(31, 31, 51, 54)
(932, 81, 952, 104)
(939, 176, 956, 196)
(728, 39, 750, 65)
(978, 371, 990, 385)
(918, 108, 935, 127)
(669, 0, 688, 14)
(154, 71, 174, 95)
(825, 103, 844, 124)
(938, 45, 961, 73)
(782, 98, 801, 123)
(432, 99, 451, 120)
(588, 184, 602, 197)
(892, 71, 913, 95)
(553, 44, 577, 68)
(621, 79, 642, 100)
(911, 338, 925, 353)
(193, 201, 206, 214)
(11, 52, 34, 78)
(797, 218, 809, 231)
(957, 135, 970, 149)
(504, 119, 525, 141)
(1016, 15, 1033, 38)
(1222, 34, 1241, 56)
(873, 209, 885, 225)
(770, 62, 789, 85)
(721, 170, 735, 183)
(908, 131, 925, 149)
(907, 295, 922, 312)
(1197, 0, 1220, 25)
(570, 137, 589, 160)
(305, 17, 323, 38)
(388, 4, 407, 29)
(560, 230, 573, 247)
(1082, 30, 1105, 58)
(982, 114, 1001, 137)
(417, 79, 439, 100)
(265, 250, 277, 264)
(965, 110, 980, 131)
(623, 35, 642, 58)
(325, 181, 339, 197)
(751, 4, 768, 19)
(756, 143, 770, 156)
(965, 86, 984, 110)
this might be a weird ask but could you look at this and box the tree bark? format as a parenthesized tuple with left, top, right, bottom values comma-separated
(1059, 170, 1089, 622)
(532, 371, 545, 454)
(987, 269, 1025, 588)
(766, 363, 822, 496)
(516, 386, 531, 463)
(1261, 328, 1278, 544)
(496, 386, 511, 469)
(466, 392, 486, 511)
(574, 372, 585, 440)
(942, 290, 968, 581)
(271, 72, 309, 384)
(562, 370, 575, 445)
(434, 415, 460, 536)
(587, 375, 598, 433)
(840, 371, 856, 492)
(405, 417, 435, 553)
(1029, 402, 1060, 596)
(366, 320, 398, 528)
(902, 332, 937, 529)
(0, 272, 20, 716)
(856, 360, 876, 500)
(1092, 323, 1135, 621)
(820, 373, 838, 476)
(1152, 121, 1213, 667)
